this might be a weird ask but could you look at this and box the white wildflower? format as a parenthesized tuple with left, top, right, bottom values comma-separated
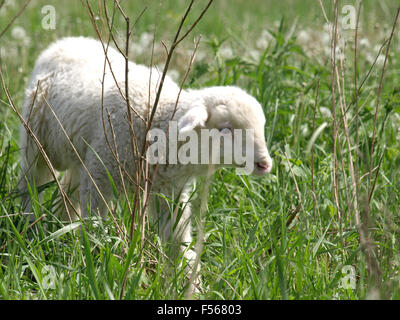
(219, 45, 233, 59)
(11, 26, 30, 46)
(375, 54, 386, 67)
(139, 32, 153, 48)
(321, 31, 331, 46)
(297, 29, 311, 45)
(320, 107, 332, 118)
(301, 124, 309, 137)
(365, 52, 374, 64)
(336, 45, 346, 62)
(186, 48, 206, 62)
(11, 26, 26, 39)
(359, 38, 370, 49)
(323, 22, 332, 34)
(0, 46, 18, 59)
(373, 44, 382, 53)
(256, 29, 273, 49)
(323, 46, 330, 58)
(194, 49, 206, 62)
(249, 49, 260, 61)
(322, 44, 344, 61)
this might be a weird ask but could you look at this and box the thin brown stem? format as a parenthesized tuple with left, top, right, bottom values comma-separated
(367, 8, 400, 202)
(0, 0, 32, 38)
(311, 78, 320, 220)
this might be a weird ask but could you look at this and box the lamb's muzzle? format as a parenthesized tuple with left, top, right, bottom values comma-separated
(255, 158, 273, 175)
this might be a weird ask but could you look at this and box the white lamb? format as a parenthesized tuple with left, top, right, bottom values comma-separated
(19, 36, 273, 289)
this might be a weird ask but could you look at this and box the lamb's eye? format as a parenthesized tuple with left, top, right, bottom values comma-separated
(219, 127, 232, 135)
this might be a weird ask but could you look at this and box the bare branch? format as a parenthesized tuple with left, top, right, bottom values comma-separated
(367, 8, 400, 201)
(0, 0, 32, 39)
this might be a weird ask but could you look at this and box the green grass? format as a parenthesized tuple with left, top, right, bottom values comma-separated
(1, 0, 400, 299)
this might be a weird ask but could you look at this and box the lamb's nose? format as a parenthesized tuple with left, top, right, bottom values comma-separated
(256, 158, 272, 174)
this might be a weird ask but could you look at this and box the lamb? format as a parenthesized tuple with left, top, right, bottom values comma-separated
(19, 36, 273, 291)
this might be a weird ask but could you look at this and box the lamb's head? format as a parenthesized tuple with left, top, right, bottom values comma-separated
(178, 86, 273, 175)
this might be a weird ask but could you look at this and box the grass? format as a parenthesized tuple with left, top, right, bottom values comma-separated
(1, 0, 400, 299)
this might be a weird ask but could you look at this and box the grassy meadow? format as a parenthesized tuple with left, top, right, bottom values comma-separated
(1, 0, 400, 300)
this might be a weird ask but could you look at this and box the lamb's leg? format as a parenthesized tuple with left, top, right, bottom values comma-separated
(175, 197, 196, 260)
(19, 139, 53, 222)
(79, 152, 111, 218)
(150, 191, 201, 294)
(149, 192, 194, 249)
(59, 166, 81, 221)
(176, 199, 202, 294)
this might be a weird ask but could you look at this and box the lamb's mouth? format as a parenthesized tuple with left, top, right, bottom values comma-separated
(230, 161, 272, 175)
(254, 161, 272, 175)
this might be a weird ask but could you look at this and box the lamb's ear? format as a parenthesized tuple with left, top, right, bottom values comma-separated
(177, 105, 208, 134)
